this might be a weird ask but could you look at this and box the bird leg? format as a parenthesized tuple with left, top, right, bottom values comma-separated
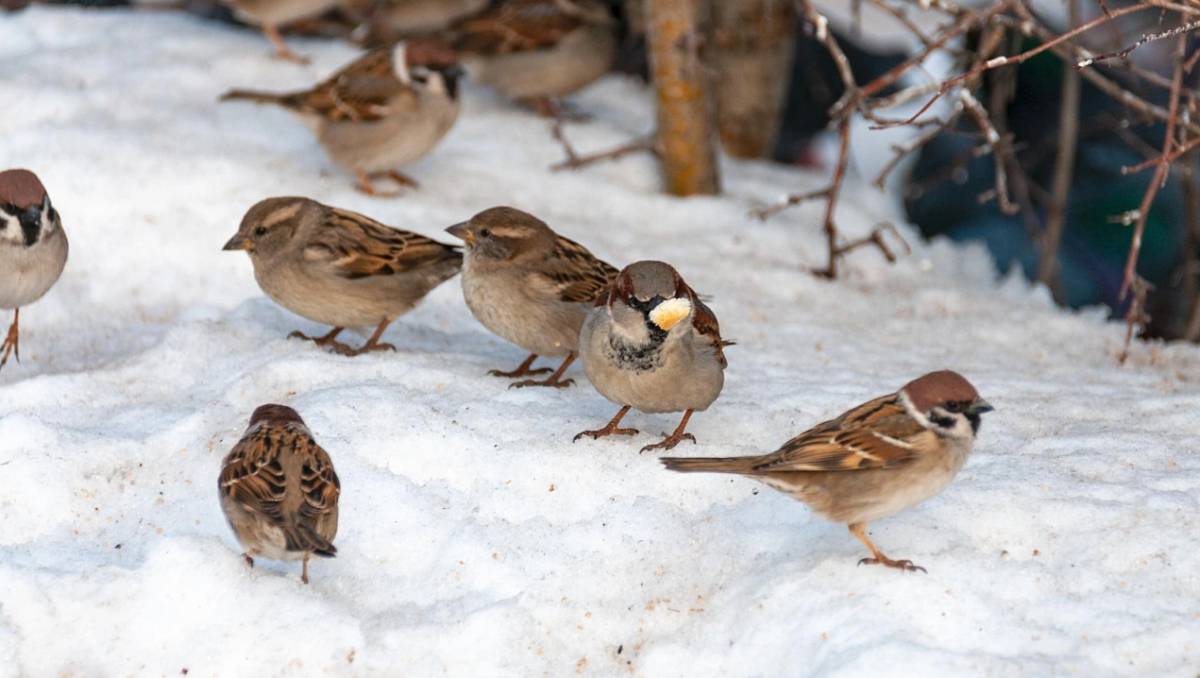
(302, 552, 310, 584)
(573, 405, 638, 442)
(511, 353, 576, 389)
(849, 523, 926, 573)
(242, 553, 255, 568)
(355, 170, 419, 197)
(488, 353, 552, 378)
(262, 23, 309, 64)
(289, 326, 357, 354)
(0, 308, 19, 370)
(529, 97, 589, 122)
(332, 319, 397, 357)
(639, 410, 697, 453)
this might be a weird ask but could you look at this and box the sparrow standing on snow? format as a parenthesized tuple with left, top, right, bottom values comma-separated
(440, 0, 618, 116)
(662, 371, 994, 572)
(219, 404, 341, 584)
(222, 0, 345, 63)
(221, 42, 464, 195)
(575, 261, 728, 452)
(223, 196, 462, 356)
(0, 169, 67, 372)
(445, 206, 619, 388)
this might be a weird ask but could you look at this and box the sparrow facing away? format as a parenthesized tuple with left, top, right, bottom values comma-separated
(221, 43, 464, 195)
(0, 169, 68, 373)
(575, 261, 729, 452)
(441, 0, 618, 116)
(662, 371, 994, 573)
(219, 404, 341, 584)
(445, 206, 619, 388)
(222, 0, 344, 63)
(223, 196, 463, 355)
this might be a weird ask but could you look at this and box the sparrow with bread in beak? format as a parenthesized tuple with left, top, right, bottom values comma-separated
(575, 260, 728, 452)
(662, 371, 994, 572)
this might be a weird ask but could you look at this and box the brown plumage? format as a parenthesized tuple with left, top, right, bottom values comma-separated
(663, 371, 994, 572)
(219, 404, 341, 584)
(446, 206, 618, 387)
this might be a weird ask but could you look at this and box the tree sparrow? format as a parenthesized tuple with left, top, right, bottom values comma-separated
(0, 169, 68, 373)
(442, 0, 618, 115)
(219, 404, 341, 584)
(662, 371, 994, 572)
(445, 206, 619, 388)
(223, 196, 462, 355)
(220, 43, 465, 195)
(575, 261, 728, 452)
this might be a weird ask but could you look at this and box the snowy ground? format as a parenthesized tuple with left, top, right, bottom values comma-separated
(2, 8, 1199, 678)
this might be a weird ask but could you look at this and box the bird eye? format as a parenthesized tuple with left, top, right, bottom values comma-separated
(254, 226, 267, 237)
(480, 228, 491, 238)
(944, 402, 962, 413)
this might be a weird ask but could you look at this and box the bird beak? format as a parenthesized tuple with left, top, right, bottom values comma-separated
(970, 398, 995, 414)
(648, 297, 692, 332)
(223, 234, 253, 252)
(445, 222, 473, 243)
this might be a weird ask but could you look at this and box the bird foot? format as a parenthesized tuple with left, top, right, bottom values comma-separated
(0, 317, 19, 370)
(857, 557, 926, 573)
(288, 330, 357, 355)
(640, 432, 697, 454)
(243, 554, 255, 568)
(489, 366, 553, 378)
(355, 170, 418, 197)
(510, 377, 575, 389)
(332, 341, 397, 357)
(573, 426, 639, 442)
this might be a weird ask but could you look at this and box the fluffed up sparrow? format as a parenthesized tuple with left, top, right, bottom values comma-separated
(221, 42, 464, 195)
(223, 196, 463, 355)
(662, 370, 994, 573)
(0, 169, 68, 373)
(219, 404, 341, 584)
(221, 0, 345, 63)
(438, 0, 618, 116)
(575, 261, 729, 452)
(445, 206, 619, 388)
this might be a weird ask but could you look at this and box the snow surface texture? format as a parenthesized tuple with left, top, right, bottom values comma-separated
(2, 8, 1199, 678)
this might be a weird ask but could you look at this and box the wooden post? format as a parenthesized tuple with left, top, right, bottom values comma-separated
(645, 0, 721, 196)
(711, 0, 795, 158)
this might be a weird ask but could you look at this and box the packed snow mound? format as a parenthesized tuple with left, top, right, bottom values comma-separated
(1, 8, 1198, 678)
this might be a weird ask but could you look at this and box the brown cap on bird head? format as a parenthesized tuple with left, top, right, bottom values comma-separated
(901, 370, 982, 413)
(0, 169, 48, 209)
(249, 404, 306, 427)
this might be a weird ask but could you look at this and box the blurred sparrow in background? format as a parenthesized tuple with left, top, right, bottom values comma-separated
(662, 371, 994, 572)
(359, 0, 490, 45)
(221, 0, 345, 62)
(446, 206, 618, 388)
(220, 404, 341, 584)
(223, 196, 462, 355)
(0, 169, 68, 373)
(575, 260, 728, 452)
(221, 42, 464, 195)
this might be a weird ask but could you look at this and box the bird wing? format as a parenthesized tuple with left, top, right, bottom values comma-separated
(289, 49, 416, 122)
(453, 0, 585, 54)
(302, 207, 461, 280)
(688, 288, 729, 368)
(532, 234, 620, 304)
(749, 395, 928, 472)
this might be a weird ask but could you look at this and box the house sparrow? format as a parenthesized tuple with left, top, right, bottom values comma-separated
(661, 371, 994, 572)
(574, 261, 728, 452)
(441, 0, 619, 116)
(0, 169, 68, 373)
(220, 42, 464, 195)
(219, 404, 341, 584)
(223, 196, 462, 355)
(222, 0, 345, 63)
(445, 206, 618, 388)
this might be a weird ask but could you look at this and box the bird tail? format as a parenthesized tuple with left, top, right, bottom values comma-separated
(287, 523, 338, 558)
(660, 456, 760, 474)
(219, 89, 294, 107)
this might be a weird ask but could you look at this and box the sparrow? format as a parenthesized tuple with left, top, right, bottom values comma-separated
(0, 169, 68, 373)
(219, 404, 341, 584)
(221, 0, 345, 63)
(574, 261, 728, 453)
(445, 206, 619, 388)
(223, 196, 463, 355)
(220, 42, 465, 195)
(661, 371, 994, 573)
(360, 0, 490, 45)
(439, 0, 619, 116)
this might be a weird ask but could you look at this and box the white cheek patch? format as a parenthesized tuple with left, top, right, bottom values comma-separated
(391, 43, 411, 84)
(0, 214, 20, 243)
(649, 297, 692, 331)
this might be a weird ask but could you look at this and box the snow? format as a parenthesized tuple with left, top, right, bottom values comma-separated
(2, 7, 1199, 678)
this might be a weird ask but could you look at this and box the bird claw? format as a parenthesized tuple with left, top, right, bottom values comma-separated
(857, 557, 926, 573)
(639, 432, 697, 454)
(333, 341, 396, 357)
(509, 378, 575, 389)
(489, 367, 553, 378)
(243, 554, 255, 568)
(572, 427, 639, 443)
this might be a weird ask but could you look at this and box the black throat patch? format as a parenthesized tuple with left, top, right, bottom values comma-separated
(606, 325, 666, 373)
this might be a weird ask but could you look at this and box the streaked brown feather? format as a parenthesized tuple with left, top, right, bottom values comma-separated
(688, 288, 728, 368)
(304, 207, 462, 280)
(537, 234, 619, 303)
(453, 0, 585, 54)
